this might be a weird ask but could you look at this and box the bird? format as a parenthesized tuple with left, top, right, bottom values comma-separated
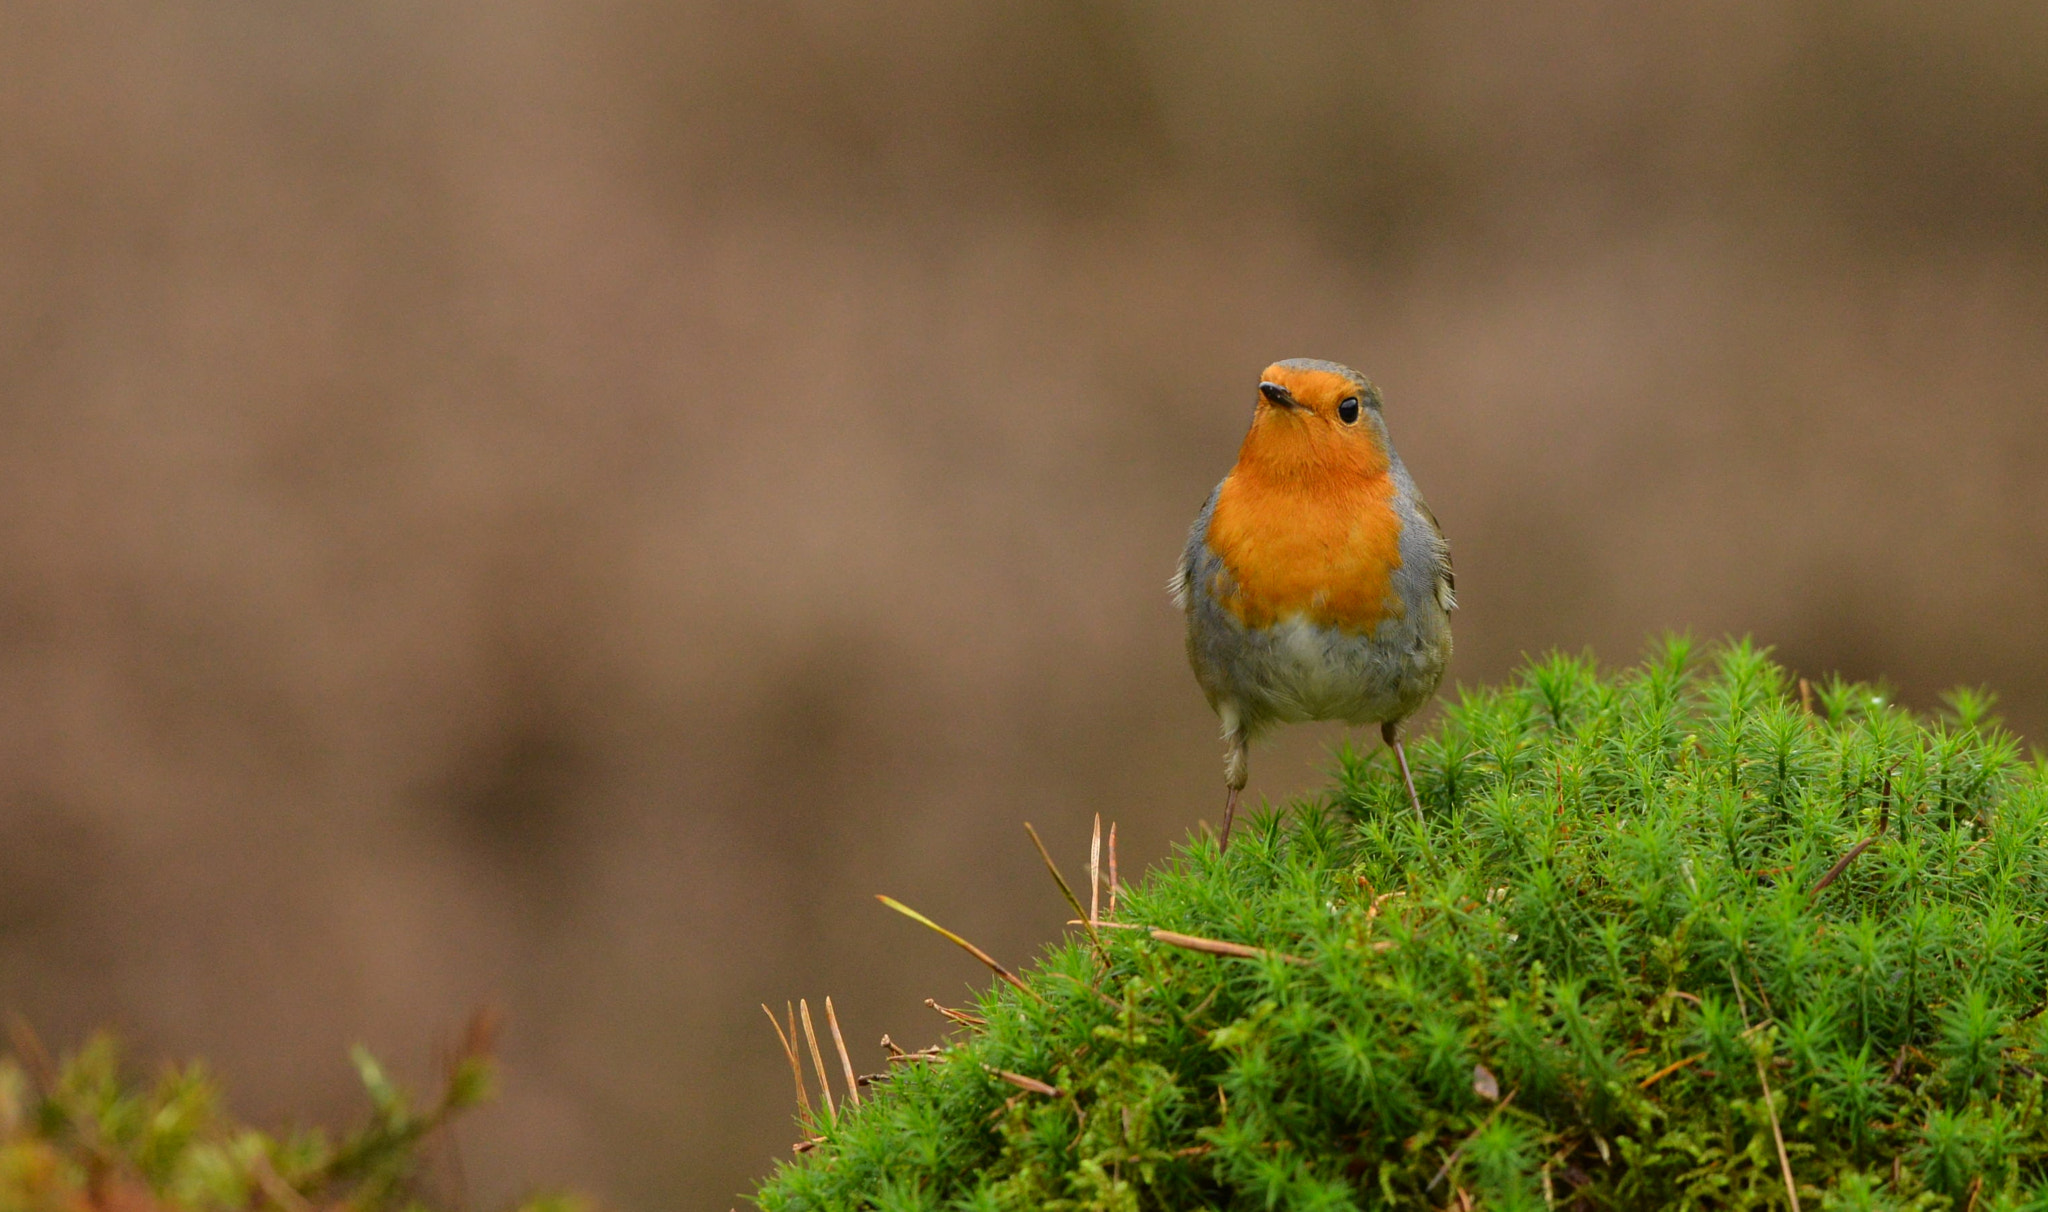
(1171, 358, 1455, 850)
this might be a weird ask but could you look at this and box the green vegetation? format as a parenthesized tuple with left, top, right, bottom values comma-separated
(752, 638, 2048, 1210)
(0, 1019, 576, 1212)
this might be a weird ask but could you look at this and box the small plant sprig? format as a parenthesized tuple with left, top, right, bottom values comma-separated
(0, 1014, 584, 1212)
(755, 637, 2048, 1210)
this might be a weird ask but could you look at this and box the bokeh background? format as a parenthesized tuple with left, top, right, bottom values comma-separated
(4, 1, 2047, 1207)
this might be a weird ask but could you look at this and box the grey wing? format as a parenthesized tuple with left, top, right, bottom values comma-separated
(1418, 500, 1456, 612)
(1169, 483, 1223, 610)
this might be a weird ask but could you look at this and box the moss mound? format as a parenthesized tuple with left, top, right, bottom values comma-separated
(752, 638, 2048, 1210)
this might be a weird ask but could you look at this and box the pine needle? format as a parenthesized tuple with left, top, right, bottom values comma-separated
(760, 1003, 812, 1125)
(987, 1067, 1060, 1097)
(1637, 1052, 1706, 1089)
(925, 999, 988, 1027)
(1024, 823, 1108, 964)
(1150, 928, 1308, 966)
(1088, 814, 1102, 925)
(799, 999, 836, 1121)
(1107, 823, 1120, 919)
(1808, 796, 1890, 900)
(1427, 1091, 1517, 1191)
(825, 997, 859, 1108)
(6, 1015, 54, 1092)
(1728, 961, 1800, 1212)
(876, 896, 1041, 1001)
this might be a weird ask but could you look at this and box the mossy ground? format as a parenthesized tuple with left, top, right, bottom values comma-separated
(752, 638, 2048, 1210)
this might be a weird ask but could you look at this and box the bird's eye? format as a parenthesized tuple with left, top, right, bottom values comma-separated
(1338, 397, 1361, 424)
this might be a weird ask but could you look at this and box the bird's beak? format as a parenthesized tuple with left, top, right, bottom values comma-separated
(1258, 381, 1300, 410)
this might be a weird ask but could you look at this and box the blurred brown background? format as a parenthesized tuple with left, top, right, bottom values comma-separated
(3, 1, 2046, 1207)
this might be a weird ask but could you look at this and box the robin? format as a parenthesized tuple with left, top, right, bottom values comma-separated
(1171, 359, 1455, 850)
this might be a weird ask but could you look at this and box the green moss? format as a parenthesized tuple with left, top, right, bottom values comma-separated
(0, 1029, 580, 1212)
(752, 637, 2048, 1210)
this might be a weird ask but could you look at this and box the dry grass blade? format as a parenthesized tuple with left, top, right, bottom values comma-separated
(1150, 928, 1308, 966)
(876, 896, 1042, 1001)
(799, 999, 836, 1120)
(1024, 822, 1108, 963)
(761, 1003, 813, 1124)
(987, 1067, 1060, 1097)
(1088, 814, 1102, 925)
(825, 997, 859, 1109)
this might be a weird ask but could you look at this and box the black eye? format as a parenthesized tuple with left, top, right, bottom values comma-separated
(1338, 397, 1361, 424)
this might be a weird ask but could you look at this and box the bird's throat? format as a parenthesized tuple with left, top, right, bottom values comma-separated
(1204, 458, 1405, 635)
(1235, 408, 1391, 483)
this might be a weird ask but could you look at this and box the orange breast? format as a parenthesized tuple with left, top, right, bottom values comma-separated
(1204, 463, 1405, 634)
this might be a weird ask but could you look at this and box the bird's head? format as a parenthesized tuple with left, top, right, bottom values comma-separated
(1237, 358, 1390, 479)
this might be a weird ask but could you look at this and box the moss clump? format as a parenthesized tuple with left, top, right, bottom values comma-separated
(0, 1026, 579, 1212)
(752, 638, 2048, 1210)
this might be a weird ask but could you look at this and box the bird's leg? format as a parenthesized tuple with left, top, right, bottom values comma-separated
(1219, 722, 1249, 853)
(1383, 719, 1426, 826)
